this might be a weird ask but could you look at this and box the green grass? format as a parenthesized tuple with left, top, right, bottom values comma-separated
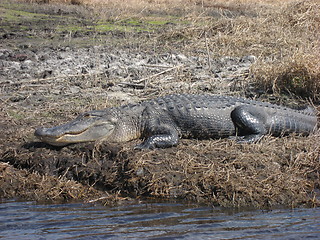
(0, 2, 190, 36)
(7, 110, 27, 120)
(56, 24, 86, 32)
(0, 7, 50, 22)
(146, 20, 170, 25)
(95, 22, 150, 32)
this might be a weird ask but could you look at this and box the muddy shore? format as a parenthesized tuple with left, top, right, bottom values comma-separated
(0, 0, 319, 208)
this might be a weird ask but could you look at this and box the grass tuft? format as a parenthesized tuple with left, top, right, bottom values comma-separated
(253, 53, 320, 100)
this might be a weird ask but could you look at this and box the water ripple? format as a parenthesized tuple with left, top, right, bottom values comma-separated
(0, 200, 319, 239)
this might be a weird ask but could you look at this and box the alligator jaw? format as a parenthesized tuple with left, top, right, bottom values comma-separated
(35, 127, 88, 146)
(34, 122, 115, 146)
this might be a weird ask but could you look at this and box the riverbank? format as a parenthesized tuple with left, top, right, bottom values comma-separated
(0, 0, 319, 208)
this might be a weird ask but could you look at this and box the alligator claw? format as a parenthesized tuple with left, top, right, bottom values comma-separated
(134, 142, 155, 150)
(228, 134, 264, 143)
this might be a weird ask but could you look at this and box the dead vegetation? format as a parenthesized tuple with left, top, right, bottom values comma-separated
(0, 0, 319, 207)
(13, 0, 319, 100)
(126, 136, 320, 208)
(2, 133, 319, 208)
(0, 162, 102, 202)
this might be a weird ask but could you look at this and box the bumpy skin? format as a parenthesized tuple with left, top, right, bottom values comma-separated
(35, 94, 318, 149)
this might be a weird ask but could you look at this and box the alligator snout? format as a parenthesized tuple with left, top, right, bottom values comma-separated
(35, 127, 60, 138)
(34, 127, 71, 146)
(34, 127, 66, 140)
(34, 127, 47, 137)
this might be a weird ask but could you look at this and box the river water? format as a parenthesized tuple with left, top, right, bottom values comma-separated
(0, 199, 319, 239)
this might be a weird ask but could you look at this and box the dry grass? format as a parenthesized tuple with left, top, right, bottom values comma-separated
(250, 1, 320, 99)
(0, 160, 133, 205)
(126, 135, 320, 208)
(1, 0, 319, 207)
(19, 0, 319, 99)
(253, 52, 320, 99)
(0, 162, 101, 201)
(22, 0, 304, 6)
(2, 132, 319, 208)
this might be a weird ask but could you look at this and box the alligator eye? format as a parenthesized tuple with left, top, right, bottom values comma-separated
(83, 113, 91, 118)
(110, 117, 118, 123)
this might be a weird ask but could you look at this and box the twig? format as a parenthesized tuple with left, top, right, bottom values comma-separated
(59, 166, 70, 180)
(118, 82, 145, 89)
(205, 31, 212, 70)
(0, 72, 96, 86)
(87, 196, 111, 203)
(134, 64, 183, 87)
(142, 64, 176, 68)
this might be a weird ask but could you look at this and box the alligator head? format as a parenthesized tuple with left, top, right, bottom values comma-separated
(34, 110, 118, 146)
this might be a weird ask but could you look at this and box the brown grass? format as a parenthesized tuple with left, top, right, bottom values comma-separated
(125, 135, 320, 208)
(253, 52, 320, 99)
(0, 162, 101, 201)
(33, 0, 318, 100)
(1, 0, 319, 207)
(22, 0, 304, 6)
(2, 133, 319, 208)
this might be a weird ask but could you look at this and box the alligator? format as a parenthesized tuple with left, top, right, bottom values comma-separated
(35, 94, 318, 149)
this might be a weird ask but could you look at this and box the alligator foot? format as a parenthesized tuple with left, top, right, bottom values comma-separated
(134, 134, 179, 150)
(228, 134, 264, 143)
